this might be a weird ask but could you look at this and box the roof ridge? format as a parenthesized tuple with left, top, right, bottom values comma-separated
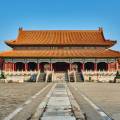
(21, 29, 100, 32)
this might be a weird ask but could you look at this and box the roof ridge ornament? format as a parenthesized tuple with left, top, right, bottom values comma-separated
(19, 27, 23, 31)
(99, 27, 103, 32)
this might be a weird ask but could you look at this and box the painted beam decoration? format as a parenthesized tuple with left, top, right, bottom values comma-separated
(4, 58, 117, 63)
(51, 59, 70, 63)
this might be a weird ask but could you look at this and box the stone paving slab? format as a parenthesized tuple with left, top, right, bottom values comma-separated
(41, 116, 76, 120)
(43, 111, 72, 116)
(0, 83, 48, 120)
(47, 97, 70, 106)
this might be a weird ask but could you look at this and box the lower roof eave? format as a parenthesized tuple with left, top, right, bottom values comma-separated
(0, 49, 120, 59)
(1, 56, 120, 59)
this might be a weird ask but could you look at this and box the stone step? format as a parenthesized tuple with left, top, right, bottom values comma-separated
(53, 72, 67, 82)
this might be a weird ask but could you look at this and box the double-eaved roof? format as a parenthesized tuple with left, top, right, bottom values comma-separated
(0, 28, 120, 58)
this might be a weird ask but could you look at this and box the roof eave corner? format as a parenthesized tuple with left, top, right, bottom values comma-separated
(4, 40, 14, 48)
(4, 27, 23, 48)
(109, 40, 117, 47)
(112, 40, 117, 44)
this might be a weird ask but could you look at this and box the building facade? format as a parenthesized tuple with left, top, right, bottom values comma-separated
(0, 27, 120, 72)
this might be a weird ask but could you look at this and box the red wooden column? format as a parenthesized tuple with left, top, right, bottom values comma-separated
(115, 61, 118, 70)
(25, 63, 28, 71)
(37, 63, 40, 71)
(7, 62, 9, 71)
(7, 63, 8, 71)
(5, 62, 7, 71)
(70, 63, 72, 71)
(3, 63, 6, 71)
(14, 63, 16, 71)
(4, 63, 6, 71)
(107, 63, 110, 71)
(13, 63, 15, 71)
(9, 62, 12, 71)
(10, 62, 12, 71)
(9, 62, 11, 71)
(50, 63, 53, 71)
(94, 63, 97, 71)
(5, 63, 6, 71)
(8, 63, 9, 71)
(82, 63, 84, 71)
(7, 63, 9, 71)
(3, 63, 5, 71)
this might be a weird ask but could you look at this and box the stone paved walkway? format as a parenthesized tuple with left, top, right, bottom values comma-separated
(41, 83, 76, 120)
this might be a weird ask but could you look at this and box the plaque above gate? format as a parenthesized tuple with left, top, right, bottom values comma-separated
(38, 59, 50, 63)
(71, 59, 84, 63)
(51, 59, 70, 63)
(26, 59, 37, 63)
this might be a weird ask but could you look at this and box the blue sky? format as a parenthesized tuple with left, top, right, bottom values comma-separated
(0, 0, 120, 51)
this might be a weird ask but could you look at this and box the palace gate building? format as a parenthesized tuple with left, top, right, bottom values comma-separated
(0, 27, 120, 74)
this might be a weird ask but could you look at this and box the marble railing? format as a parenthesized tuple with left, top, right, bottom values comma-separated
(68, 70, 77, 82)
(2, 71, 38, 83)
(45, 70, 53, 82)
(82, 70, 117, 82)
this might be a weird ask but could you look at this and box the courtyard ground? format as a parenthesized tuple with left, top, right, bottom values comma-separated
(69, 83, 120, 120)
(0, 83, 48, 119)
(0, 82, 120, 120)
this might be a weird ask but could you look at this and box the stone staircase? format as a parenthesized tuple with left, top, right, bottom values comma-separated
(68, 70, 84, 82)
(76, 72, 84, 82)
(53, 72, 68, 82)
(36, 72, 46, 82)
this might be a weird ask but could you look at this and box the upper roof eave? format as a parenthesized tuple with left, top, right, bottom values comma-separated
(5, 40, 116, 47)
(4, 28, 117, 47)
